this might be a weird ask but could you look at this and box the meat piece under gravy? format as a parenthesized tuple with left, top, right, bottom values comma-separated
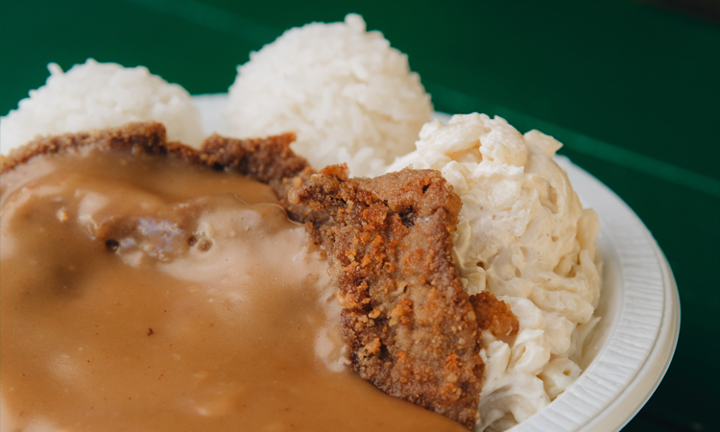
(1, 123, 517, 431)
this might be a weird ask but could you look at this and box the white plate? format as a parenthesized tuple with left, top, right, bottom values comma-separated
(0, 93, 679, 432)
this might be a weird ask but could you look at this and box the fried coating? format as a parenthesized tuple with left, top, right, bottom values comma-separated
(200, 133, 324, 225)
(289, 165, 484, 429)
(1, 123, 315, 221)
(1, 122, 169, 173)
(470, 292, 519, 339)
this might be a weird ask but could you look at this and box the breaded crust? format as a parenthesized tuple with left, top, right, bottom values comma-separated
(289, 165, 484, 429)
(0, 123, 313, 215)
(1, 123, 324, 226)
(201, 134, 324, 225)
(471, 292, 519, 339)
(1, 122, 170, 173)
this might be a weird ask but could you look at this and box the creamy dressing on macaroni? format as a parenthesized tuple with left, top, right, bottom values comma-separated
(389, 113, 602, 431)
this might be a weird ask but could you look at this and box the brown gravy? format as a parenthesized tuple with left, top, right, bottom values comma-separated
(0, 147, 466, 432)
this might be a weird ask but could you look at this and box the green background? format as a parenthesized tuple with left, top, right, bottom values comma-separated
(1, 0, 718, 430)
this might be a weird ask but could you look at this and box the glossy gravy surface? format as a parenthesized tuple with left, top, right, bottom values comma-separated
(0, 147, 466, 432)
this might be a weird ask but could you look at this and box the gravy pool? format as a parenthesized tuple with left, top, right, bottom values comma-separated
(0, 146, 466, 432)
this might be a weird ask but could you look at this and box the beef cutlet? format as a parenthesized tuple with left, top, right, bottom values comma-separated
(2, 122, 518, 430)
(288, 165, 518, 429)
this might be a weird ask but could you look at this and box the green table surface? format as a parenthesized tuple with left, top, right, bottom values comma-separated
(1, 0, 718, 430)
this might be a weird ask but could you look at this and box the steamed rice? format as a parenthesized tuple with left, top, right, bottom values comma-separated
(0, 59, 204, 154)
(225, 14, 432, 177)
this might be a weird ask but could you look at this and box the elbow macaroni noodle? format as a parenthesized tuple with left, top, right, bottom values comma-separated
(388, 114, 602, 431)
